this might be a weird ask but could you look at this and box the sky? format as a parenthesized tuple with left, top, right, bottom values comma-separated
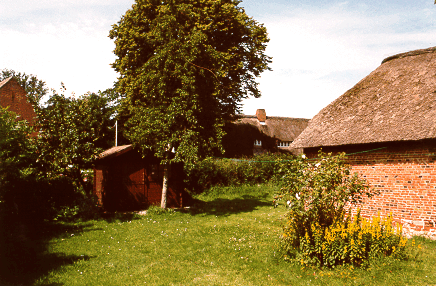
(1, 0, 435, 119)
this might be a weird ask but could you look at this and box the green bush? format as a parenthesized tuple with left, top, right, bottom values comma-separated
(0, 107, 100, 222)
(282, 211, 408, 267)
(3, 174, 99, 222)
(275, 151, 407, 267)
(185, 153, 293, 193)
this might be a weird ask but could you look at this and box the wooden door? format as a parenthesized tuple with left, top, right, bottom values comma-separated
(122, 160, 147, 208)
(145, 163, 162, 205)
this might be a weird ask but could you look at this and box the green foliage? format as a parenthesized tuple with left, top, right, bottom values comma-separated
(185, 153, 292, 193)
(146, 205, 176, 215)
(34, 89, 115, 217)
(110, 0, 272, 167)
(52, 191, 100, 222)
(275, 151, 372, 234)
(282, 211, 408, 267)
(0, 71, 117, 220)
(0, 107, 38, 211)
(275, 151, 396, 267)
(37, 87, 116, 195)
(0, 107, 37, 172)
(0, 108, 94, 220)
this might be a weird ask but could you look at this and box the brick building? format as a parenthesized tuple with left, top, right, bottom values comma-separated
(222, 109, 309, 157)
(0, 77, 36, 125)
(292, 47, 436, 236)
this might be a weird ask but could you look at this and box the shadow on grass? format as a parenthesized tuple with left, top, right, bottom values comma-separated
(100, 211, 142, 223)
(0, 208, 97, 286)
(185, 193, 273, 217)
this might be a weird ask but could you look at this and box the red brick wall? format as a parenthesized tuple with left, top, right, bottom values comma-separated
(0, 78, 36, 125)
(304, 141, 436, 234)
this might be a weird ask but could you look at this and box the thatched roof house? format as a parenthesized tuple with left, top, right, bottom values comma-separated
(291, 47, 436, 236)
(223, 109, 309, 157)
(292, 46, 436, 149)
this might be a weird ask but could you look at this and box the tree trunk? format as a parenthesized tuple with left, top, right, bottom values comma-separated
(160, 161, 169, 209)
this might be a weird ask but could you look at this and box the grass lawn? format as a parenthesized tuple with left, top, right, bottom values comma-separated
(1, 184, 436, 285)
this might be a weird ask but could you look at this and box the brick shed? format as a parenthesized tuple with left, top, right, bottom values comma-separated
(0, 77, 36, 125)
(93, 145, 187, 211)
(292, 47, 436, 236)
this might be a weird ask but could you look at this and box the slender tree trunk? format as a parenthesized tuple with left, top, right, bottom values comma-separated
(160, 161, 169, 209)
(161, 144, 173, 209)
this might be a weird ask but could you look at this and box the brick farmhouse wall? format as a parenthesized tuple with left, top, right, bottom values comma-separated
(304, 140, 436, 236)
(0, 78, 36, 125)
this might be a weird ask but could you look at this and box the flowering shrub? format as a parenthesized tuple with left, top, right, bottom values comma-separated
(275, 151, 407, 267)
(282, 211, 408, 267)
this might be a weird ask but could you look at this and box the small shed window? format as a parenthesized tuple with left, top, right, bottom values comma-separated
(277, 141, 292, 148)
(254, 140, 262, 146)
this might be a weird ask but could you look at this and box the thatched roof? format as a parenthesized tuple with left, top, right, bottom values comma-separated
(292, 46, 436, 149)
(234, 115, 309, 142)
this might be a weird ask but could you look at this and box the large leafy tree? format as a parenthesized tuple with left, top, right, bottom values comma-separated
(110, 0, 271, 207)
(37, 88, 116, 195)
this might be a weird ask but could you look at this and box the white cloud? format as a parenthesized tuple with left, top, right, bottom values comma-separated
(0, 0, 133, 17)
(242, 5, 436, 118)
(0, 1, 134, 96)
(0, 22, 117, 96)
(1, 1, 435, 118)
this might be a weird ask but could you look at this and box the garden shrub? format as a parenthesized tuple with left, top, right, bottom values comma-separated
(0, 108, 100, 222)
(3, 174, 99, 222)
(185, 152, 293, 193)
(282, 211, 408, 267)
(275, 151, 408, 267)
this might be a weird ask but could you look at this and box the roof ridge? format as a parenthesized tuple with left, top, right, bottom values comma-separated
(0, 76, 13, 90)
(98, 144, 133, 160)
(266, 116, 309, 120)
(236, 114, 309, 120)
(381, 46, 436, 64)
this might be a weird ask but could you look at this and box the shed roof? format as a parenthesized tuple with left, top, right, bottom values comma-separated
(97, 145, 133, 160)
(234, 115, 309, 142)
(292, 46, 436, 149)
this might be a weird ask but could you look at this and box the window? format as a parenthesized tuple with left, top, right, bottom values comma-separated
(254, 140, 262, 146)
(277, 141, 292, 148)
